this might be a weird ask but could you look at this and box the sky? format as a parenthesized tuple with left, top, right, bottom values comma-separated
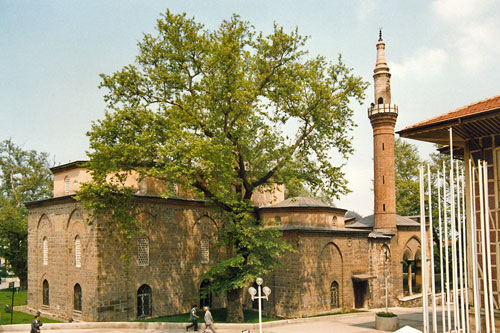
(1, 0, 500, 215)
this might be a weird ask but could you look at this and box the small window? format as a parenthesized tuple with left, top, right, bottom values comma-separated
(383, 204, 386, 211)
(330, 281, 339, 308)
(43, 280, 49, 306)
(137, 284, 152, 317)
(201, 237, 209, 264)
(378, 97, 384, 104)
(332, 216, 338, 227)
(382, 143, 385, 151)
(137, 236, 149, 266)
(43, 237, 48, 265)
(383, 175, 385, 184)
(74, 283, 82, 311)
(64, 176, 70, 195)
(75, 236, 81, 268)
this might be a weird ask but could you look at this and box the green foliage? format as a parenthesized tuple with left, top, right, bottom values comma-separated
(376, 311, 397, 317)
(394, 138, 422, 216)
(0, 140, 53, 290)
(80, 10, 367, 321)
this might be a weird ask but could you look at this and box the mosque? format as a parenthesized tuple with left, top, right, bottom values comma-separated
(25, 35, 424, 321)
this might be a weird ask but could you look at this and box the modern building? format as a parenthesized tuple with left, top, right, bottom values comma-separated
(399, 95, 500, 314)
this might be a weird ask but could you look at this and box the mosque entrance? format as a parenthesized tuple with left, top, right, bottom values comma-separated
(353, 280, 368, 308)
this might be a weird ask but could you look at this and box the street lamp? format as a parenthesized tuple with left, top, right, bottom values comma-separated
(248, 277, 271, 333)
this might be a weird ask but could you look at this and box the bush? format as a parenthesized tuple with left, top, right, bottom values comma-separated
(376, 311, 397, 317)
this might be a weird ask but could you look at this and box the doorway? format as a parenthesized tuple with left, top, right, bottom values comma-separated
(353, 280, 368, 308)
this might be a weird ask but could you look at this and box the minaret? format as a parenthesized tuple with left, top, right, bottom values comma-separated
(368, 30, 398, 232)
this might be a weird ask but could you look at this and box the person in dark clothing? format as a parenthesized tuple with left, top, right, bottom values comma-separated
(186, 305, 199, 331)
(31, 314, 43, 333)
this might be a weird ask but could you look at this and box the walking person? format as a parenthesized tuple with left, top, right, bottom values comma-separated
(202, 306, 217, 333)
(186, 305, 199, 331)
(31, 313, 43, 333)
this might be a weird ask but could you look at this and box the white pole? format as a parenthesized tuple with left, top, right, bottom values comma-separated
(258, 284, 263, 333)
(443, 161, 452, 331)
(428, 164, 438, 333)
(470, 162, 482, 333)
(457, 160, 466, 331)
(478, 161, 491, 333)
(420, 166, 429, 333)
(438, 170, 447, 333)
(461, 168, 470, 332)
(449, 128, 460, 331)
(483, 161, 496, 333)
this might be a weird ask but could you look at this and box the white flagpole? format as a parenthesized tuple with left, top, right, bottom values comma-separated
(420, 165, 429, 333)
(428, 164, 438, 333)
(478, 161, 491, 333)
(461, 168, 470, 332)
(449, 128, 460, 331)
(438, 170, 446, 333)
(483, 161, 496, 333)
(443, 161, 452, 331)
(457, 160, 466, 330)
(470, 162, 481, 333)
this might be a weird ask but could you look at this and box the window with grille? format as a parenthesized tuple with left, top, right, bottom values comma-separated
(75, 236, 81, 268)
(43, 237, 48, 265)
(64, 176, 70, 195)
(137, 237, 149, 266)
(43, 280, 49, 306)
(201, 237, 209, 264)
(74, 283, 82, 311)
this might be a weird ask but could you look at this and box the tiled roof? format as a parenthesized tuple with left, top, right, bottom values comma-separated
(269, 197, 332, 208)
(346, 214, 420, 228)
(401, 95, 500, 132)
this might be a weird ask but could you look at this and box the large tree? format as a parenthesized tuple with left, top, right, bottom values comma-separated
(79, 11, 367, 321)
(0, 139, 53, 290)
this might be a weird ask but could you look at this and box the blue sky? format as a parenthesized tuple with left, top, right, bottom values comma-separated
(1, 0, 500, 215)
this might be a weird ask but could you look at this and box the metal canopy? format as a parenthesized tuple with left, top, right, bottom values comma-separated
(397, 108, 500, 146)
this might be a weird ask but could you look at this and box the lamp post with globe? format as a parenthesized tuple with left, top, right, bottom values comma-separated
(248, 277, 271, 333)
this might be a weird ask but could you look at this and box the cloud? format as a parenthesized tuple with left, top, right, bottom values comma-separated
(432, 0, 494, 21)
(431, 0, 500, 72)
(355, 0, 376, 20)
(391, 48, 449, 80)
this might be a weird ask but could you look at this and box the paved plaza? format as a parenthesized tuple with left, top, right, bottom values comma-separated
(0, 307, 440, 333)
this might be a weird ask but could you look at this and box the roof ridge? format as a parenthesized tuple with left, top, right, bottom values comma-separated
(400, 95, 500, 132)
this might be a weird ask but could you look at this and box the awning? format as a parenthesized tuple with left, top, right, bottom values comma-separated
(352, 274, 376, 281)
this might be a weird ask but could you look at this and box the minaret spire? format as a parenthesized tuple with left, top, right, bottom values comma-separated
(368, 33, 398, 233)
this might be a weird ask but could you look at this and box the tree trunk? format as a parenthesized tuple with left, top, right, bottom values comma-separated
(226, 288, 244, 322)
(19, 276, 28, 291)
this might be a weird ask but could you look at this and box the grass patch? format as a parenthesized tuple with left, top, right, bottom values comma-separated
(376, 311, 397, 318)
(0, 289, 60, 325)
(136, 308, 278, 323)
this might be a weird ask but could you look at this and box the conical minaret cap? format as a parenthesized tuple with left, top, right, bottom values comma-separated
(374, 29, 390, 74)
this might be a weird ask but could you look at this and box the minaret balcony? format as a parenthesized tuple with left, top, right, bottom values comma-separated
(368, 103, 398, 117)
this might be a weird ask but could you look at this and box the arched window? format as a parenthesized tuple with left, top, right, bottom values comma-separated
(378, 97, 384, 104)
(75, 236, 81, 268)
(137, 284, 152, 317)
(43, 237, 48, 265)
(42, 280, 49, 306)
(330, 281, 339, 308)
(332, 216, 338, 227)
(137, 236, 149, 266)
(74, 283, 82, 311)
(200, 279, 212, 308)
(64, 176, 70, 195)
(200, 236, 209, 264)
